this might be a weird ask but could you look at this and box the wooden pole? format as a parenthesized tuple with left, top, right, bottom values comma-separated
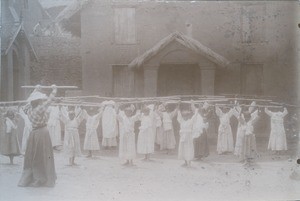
(0, 100, 28, 105)
(21, 86, 78, 89)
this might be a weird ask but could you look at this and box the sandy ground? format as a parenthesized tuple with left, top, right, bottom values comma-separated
(1, 141, 300, 201)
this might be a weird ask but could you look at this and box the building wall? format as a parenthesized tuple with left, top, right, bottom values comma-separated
(81, 1, 297, 101)
(30, 36, 82, 97)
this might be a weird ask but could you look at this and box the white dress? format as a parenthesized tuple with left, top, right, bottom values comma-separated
(137, 111, 155, 154)
(118, 111, 140, 160)
(19, 109, 32, 154)
(84, 112, 101, 151)
(216, 107, 234, 154)
(47, 106, 62, 147)
(232, 106, 244, 156)
(265, 108, 288, 151)
(102, 106, 118, 147)
(61, 107, 85, 157)
(177, 111, 198, 161)
(154, 111, 163, 145)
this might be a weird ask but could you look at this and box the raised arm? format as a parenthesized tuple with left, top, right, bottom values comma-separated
(35, 85, 57, 115)
(131, 110, 141, 122)
(232, 105, 241, 118)
(264, 107, 272, 116)
(169, 105, 179, 119)
(215, 106, 223, 117)
(177, 110, 183, 124)
(282, 107, 288, 117)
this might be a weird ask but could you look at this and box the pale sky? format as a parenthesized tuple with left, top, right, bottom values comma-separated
(38, 0, 75, 9)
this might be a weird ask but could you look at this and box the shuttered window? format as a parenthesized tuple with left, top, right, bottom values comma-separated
(114, 7, 136, 44)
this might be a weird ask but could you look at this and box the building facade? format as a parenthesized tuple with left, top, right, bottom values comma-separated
(76, 0, 297, 103)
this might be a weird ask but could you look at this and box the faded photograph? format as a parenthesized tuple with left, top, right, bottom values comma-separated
(1, 0, 300, 200)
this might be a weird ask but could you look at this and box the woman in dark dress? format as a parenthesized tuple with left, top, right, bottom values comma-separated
(18, 85, 57, 187)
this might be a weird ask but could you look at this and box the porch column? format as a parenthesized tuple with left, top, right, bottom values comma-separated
(199, 64, 216, 95)
(143, 65, 159, 97)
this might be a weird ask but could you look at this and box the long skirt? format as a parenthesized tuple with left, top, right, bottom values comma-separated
(178, 133, 194, 161)
(268, 130, 287, 151)
(119, 133, 136, 160)
(84, 129, 100, 151)
(241, 134, 257, 161)
(21, 127, 31, 154)
(217, 126, 234, 154)
(194, 130, 209, 159)
(18, 127, 56, 187)
(48, 123, 62, 147)
(0, 130, 21, 157)
(160, 129, 176, 150)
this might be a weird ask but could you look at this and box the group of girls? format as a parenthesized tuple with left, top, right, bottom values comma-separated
(0, 98, 292, 168)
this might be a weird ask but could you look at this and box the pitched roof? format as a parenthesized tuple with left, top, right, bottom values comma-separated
(3, 23, 38, 61)
(128, 31, 230, 69)
(54, 0, 89, 24)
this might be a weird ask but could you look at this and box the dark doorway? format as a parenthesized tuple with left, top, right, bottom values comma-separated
(157, 64, 198, 96)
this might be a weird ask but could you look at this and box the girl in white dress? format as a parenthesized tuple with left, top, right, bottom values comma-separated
(18, 107, 32, 154)
(177, 102, 198, 167)
(83, 107, 103, 158)
(47, 106, 62, 149)
(61, 106, 86, 166)
(117, 104, 140, 166)
(0, 109, 20, 164)
(265, 107, 288, 154)
(215, 106, 235, 154)
(137, 104, 156, 160)
(101, 101, 118, 149)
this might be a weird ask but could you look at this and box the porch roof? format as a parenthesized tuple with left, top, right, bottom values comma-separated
(128, 31, 230, 69)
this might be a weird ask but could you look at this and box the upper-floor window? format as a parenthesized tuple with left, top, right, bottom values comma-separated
(241, 4, 266, 43)
(114, 7, 136, 44)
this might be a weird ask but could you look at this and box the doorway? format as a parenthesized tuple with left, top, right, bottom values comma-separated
(157, 64, 199, 96)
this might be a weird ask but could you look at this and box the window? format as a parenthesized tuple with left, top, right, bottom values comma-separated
(114, 7, 136, 44)
(241, 5, 266, 43)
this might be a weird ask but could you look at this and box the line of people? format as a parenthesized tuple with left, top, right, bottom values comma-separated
(0, 86, 294, 187)
(1, 98, 291, 168)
